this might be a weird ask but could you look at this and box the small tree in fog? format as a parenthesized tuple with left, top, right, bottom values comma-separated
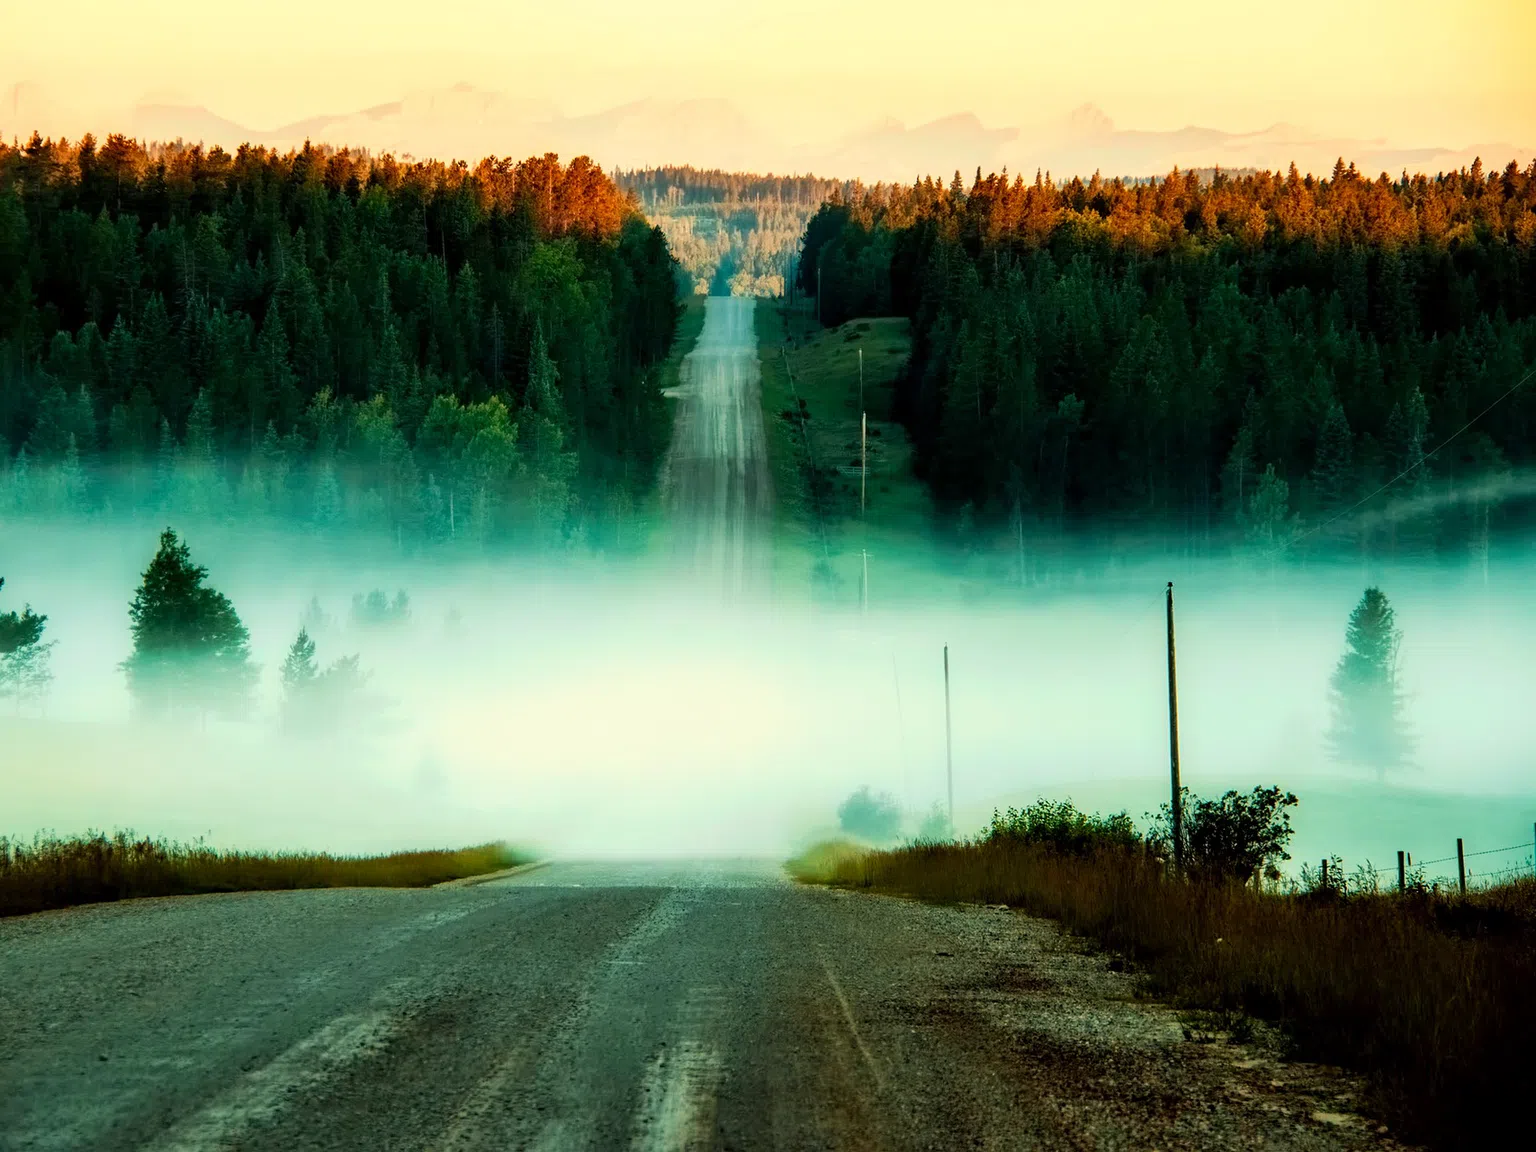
(281, 628, 319, 694)
(837, 786, 901, 843)
(123, 528, 256, 719)
(280, 626, 374, 734)
(0, 577, 55, 709)
(301, 596, 332, 635)
(913, 803, 954, 844)
(351, 588, 410, 629)
(1327, 587, 1412, 777)
(1242, 464, 1298, 551)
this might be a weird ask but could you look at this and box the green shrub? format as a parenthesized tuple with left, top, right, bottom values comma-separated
(1148, 785, 1298, 883)
(984, 797, 1138, 855)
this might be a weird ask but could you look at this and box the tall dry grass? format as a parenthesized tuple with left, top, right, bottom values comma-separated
(795, 838, 1535, 1150)
(0, 832, 524, 919)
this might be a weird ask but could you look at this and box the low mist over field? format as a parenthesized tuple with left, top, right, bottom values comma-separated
(6, 500, 1535, 874)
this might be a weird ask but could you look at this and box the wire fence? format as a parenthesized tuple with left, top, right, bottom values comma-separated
(1312, 832, 1536, 894)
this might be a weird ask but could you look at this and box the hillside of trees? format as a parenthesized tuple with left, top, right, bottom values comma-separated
(0, 135, 680, 548)
(799, 161, 1536, 553)
(616, 167, 846, 297)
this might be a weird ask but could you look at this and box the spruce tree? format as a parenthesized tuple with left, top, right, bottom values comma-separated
(1384, 387, 1430, 489)
(122, 528, 255, 718)
(280, 627, 318, 694)
(1221, 422, 1256, 521)
(280, 625, 372, 733)
(1327, 587, 1412, 777)
(1243, 464, 1296, 550)
(1311, 400, 1354, 510)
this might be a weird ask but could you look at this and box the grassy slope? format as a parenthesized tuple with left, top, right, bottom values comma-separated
(0, 833, 525, 918)
(754, 299, 939, 600)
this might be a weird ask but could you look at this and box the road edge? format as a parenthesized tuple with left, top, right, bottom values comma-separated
(433, 860, 550, 889)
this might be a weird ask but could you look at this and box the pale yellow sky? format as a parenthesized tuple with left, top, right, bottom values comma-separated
(4, 0, 1533, 146)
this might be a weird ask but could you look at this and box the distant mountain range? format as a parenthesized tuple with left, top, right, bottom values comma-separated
(5, 82, 1530, 182)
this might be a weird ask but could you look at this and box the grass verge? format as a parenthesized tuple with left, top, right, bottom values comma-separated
(0, 832, 526, 918)
(658, 295, 708, 398)
(755, 300, 944, 599)
(789, 835, 1535, 1150)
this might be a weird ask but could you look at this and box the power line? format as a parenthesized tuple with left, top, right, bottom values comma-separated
(1266, 359, 1536, 558)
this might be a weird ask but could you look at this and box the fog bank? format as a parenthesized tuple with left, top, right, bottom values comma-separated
(4, 515, 1535, 878)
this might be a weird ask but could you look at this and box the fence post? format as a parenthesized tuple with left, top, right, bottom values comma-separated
(1456, 838, 1466, 895)
(1397, 850, 1405, 893)
(1320, 858, 1328, 890)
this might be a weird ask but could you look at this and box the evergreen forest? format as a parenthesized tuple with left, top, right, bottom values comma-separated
(0, 135, 681, 548)
(799, 161, 1536, 553)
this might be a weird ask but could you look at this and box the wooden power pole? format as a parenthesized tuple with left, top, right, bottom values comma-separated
(1166, 582, 1183, 873)
(860, 411, 867, 516)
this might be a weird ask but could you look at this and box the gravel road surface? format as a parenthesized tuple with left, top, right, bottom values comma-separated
(661, 296, 772, 593)
(0, 860, 1412, 1151)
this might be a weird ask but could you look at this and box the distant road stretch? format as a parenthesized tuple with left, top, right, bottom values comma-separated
(663, 296, 772, 592)
(0, 860, 1399, 1150)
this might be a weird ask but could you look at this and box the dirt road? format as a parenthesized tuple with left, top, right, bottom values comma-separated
(0, 860, 1407, 1150)
(662, 296, 772, 593)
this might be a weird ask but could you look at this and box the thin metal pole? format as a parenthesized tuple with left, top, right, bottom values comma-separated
(943, 645, 953, 829)
(861, 549, 869, 615)
(1166, 582, 1183, 873)
(858, 346, 864, 412)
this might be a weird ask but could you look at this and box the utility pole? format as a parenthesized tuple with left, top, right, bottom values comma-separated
(860, 411, 867, 517)
(943, 645, 954, 829)
(893, 657, 908, 813)
(1166, 582, 1183, 873)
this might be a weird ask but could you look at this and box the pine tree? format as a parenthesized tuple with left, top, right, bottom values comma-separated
(1327, 587, 1412, 777)
(122, 528, 255, 718)
(153, 417, 179, 506)
(0, 577, 54, 709)
(280, 627, 318, 694)
(1221, 422, 1256, 522)
(0, 576, 47, 654)
(280, 625, 372, 733)
(1311, 400, 1354, 510)
(1243, 463, 1296, 550)
(7, 446, 32, 512)
(1383, 387, 1430, 490)
(312, 460, 342, 526)
(58, 433, 87, 510)
(27, 384, 71, 460)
